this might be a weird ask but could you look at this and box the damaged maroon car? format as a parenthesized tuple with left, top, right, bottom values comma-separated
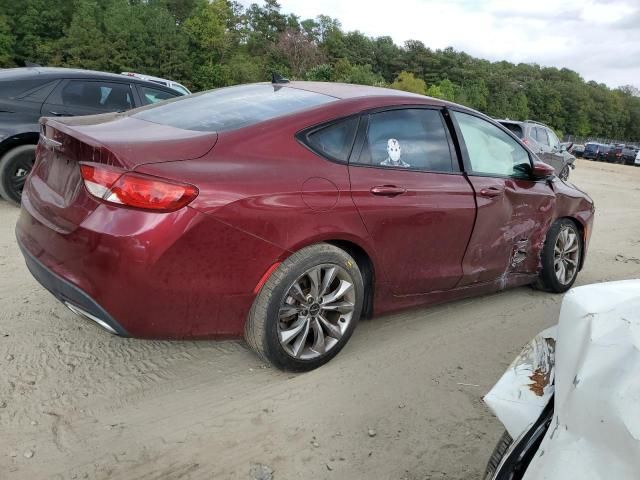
(16, 81, 594, 371)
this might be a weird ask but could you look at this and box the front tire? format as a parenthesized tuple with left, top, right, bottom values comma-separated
(536, 219, 582, 293)
(0, 144, 36, 206)
(558, 165, 570, 180)
(245, 243, 364, 371)
(484, 430, 513, 480)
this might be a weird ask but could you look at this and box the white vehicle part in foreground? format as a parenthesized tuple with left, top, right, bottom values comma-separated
(486, 279, 640, 479)
(524, 279, 640, 480)
(484, 326, 556, 440)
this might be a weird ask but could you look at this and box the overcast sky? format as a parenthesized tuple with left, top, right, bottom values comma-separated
(250, 0, 640, 89)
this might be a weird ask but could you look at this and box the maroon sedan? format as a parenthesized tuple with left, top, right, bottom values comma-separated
(16, 81, 594, 371)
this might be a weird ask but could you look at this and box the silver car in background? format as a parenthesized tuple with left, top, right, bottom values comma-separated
(121, 72, 191, 95)
(497, 119, 575, 180)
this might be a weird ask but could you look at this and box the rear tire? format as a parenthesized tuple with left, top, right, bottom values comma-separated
(0, 144, 36, 206)
(245, 243, 364, 371)
(535, 219, 582, 293)
(484, 430, 513, 480)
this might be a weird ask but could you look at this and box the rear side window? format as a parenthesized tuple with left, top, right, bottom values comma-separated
(354, 109, 455, 172)
(305, 116, 359, 163)
(501, 123, 523, 138)
(0, 70, 50, 98)
(139, 85, 179, 105)
(133, 84, 335, 132)
(60, 81, 133, 111)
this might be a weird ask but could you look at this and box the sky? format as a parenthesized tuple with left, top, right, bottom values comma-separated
(245, 0, 640, 89)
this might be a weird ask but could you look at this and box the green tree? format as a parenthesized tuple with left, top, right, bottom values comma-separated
(390, 71, 426, 95)
(0, 14, 15, 67)
(59, 0, 105, 70)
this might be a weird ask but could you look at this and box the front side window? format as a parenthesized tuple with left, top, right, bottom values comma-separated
(453, 111, 531, 178)
(546, 128, 560, 149)
(60, 81, 133, 111)
(353, 108, 454, 172)
(139, 86, 179, 105)
(534, 127, 549, 146)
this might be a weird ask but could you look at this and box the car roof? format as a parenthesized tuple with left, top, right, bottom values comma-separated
(1, 67, 179, 92)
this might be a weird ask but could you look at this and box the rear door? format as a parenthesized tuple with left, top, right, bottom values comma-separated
(450, 110, 556, 285)
(42, 79, 136, 117)
(348, 107, 476, 295)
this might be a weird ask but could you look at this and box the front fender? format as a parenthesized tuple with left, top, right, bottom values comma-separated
(484, 327, 556, 440)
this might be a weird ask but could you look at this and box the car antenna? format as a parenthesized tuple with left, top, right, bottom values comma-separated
(271, 72, 290, 84)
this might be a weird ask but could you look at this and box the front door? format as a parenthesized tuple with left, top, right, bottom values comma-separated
(450, 111, 556, 285)
(348, 107, 476, 295)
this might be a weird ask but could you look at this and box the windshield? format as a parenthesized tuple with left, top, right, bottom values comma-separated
(133, 83, 336, 132)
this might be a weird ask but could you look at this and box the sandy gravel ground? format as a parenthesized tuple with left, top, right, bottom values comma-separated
(0, 159, 639, 480)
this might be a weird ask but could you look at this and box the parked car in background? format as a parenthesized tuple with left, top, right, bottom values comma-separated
(636, 149, 640, 166)
(582, 142, 602, 160)
(484, 280, 640, 480)
(569, 143, 584, 157)
(596, 144, 611, 161)
(496, 119, 575, 180)
(121, 72, 191, 95)
(0, 67, 185, 206)
(17, 81, 594, 371)
(606, 144, 626, 163)
(622, 145, 638, 165)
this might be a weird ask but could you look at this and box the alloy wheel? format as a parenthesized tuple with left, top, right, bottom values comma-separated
(9, 151, 34, 199)
(553, 226, 580, 285)
(277, 264, 356, 360)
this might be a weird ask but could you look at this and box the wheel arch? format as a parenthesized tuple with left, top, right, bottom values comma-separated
(0, 132, 39, 159)
(276, 236, 377, 320)
(324, 239, 376, 319)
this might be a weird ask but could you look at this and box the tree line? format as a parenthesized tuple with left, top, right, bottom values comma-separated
(1, 0, 639, 141)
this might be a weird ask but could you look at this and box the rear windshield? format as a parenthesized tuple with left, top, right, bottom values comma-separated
(133, 83, 336, 132)
(585, 144, 598, 152)
(499, 122, 523, 138)
(0, 69, 49, 98)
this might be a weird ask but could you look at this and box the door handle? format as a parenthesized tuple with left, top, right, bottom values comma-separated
(479, 186, 504, 198)
(370, 185, 407, 197)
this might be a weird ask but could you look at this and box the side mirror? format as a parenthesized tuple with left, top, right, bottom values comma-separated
(531, 161, 555, 179)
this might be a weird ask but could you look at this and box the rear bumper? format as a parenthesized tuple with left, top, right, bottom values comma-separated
(16, 194, 284, 338)
(18, 237, 129, 336)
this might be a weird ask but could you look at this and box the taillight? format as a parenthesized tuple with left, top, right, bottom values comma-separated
(79, 163, 198, 212)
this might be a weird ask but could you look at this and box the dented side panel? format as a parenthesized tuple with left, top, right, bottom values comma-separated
(459, 176, 556, 286)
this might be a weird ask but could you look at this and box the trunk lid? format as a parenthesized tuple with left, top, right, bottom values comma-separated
(24, 115, 216, 233)
(43, 114, 218, 168)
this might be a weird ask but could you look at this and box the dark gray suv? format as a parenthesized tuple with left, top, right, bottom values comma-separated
(0, 67, 185, 206)
(496, 119, 575, 180)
